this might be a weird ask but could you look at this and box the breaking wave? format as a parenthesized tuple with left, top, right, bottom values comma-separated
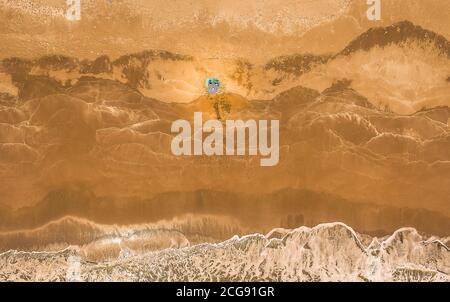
(0, 222, 448, 282)
(0, 215, 245, 261)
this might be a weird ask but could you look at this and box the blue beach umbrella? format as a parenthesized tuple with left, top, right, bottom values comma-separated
(205, 77, 220, 94)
